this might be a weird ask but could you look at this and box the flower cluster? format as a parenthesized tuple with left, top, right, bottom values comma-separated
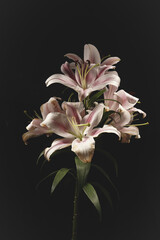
(23, 44, 147, 163)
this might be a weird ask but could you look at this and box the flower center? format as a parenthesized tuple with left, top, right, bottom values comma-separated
(67, 116, 90, 140)
(75, 60, 99, 89)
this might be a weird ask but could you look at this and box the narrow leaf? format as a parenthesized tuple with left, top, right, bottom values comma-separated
(96, 148, 118, 176)
(36, 170, 58, 190)
(51, 168, 70, 194)
(92, 164, 119, 198)
(75, 156, 91, 191)
(88, 89, 106, 107)
(36, 150, 45, 165)
(98, 110, 115, 127)
(92, 182, 113, 209)
(83, 183, 102, 220)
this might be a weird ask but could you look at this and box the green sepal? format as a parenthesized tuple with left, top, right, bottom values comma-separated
(88, 89, 106, 107)
(92, 182, 113, 209)
(92, 164, 119, 199)
(51, 168, 70, 194)
(83, 182, 102, 221)
(96, 148, 118, 177)
(75, 156, 91, 191)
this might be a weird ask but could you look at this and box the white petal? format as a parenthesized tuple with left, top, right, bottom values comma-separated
(91, 71, 120, 91)
(104, 86, 119, 110)
(115, 90, 138, 109)
(62, 101, 85, 123)
(45, 74, 77, 89)
(120, 126, 140, 143)
(64, 53, 82, 62)
(102, 57, 120, 66)
(41, 112, 73, 138)
(44, 138, 73, 161)
(40, 97, 62, 119)
(90, 125, 121, 139)
(71, 136, 95, 163)
(129, 107, 146, 118)
(83, 103, 104, 133)
(23, 119, 50, 144)
(111, 106, 131, 129)
(60, 61, 76, 80)
(84, 44, 101, 64)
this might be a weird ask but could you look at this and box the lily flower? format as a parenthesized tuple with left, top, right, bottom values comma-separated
(45, 44, 121, 101)
(22, 97, 62, 144)
(103, 88, 146, 142)
(41, 102, 120, 163)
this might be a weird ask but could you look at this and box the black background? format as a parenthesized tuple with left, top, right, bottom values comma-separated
(2, 0, 159, 239)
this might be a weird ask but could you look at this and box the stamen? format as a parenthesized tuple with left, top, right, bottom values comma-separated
(101, 54, 111, 63)
(85, 63, 100, 76)
(76, 64, 82, 79)
(126, 122, 149, 127)
(34, 110, 42, 119)
(24, 110, 34, 120)
(73, 123, 90, 127)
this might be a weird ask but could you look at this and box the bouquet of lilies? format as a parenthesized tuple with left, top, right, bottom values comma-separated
(23, 44, 147, 240)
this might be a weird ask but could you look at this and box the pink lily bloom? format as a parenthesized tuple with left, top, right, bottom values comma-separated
(103, 88, 146, 143)
(22, 97, 63, 144)
(41, 102, 120, 163)
(45, 44, 121, 101)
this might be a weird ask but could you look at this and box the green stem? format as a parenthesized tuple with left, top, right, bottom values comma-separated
(72, 178, 79, 240)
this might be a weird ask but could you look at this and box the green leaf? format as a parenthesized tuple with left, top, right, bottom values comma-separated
(68, 92, 74, 102)
(92, 164, 119, 199)
(88, 89, 106, 107)
(83, 183, 102, 220)
(36, 170, 58, 190)
(51, 168, 70, 194)
(92, 182, 113, 209)
(36, 150, 45, 165)
(96, 148, 118, 177)
(98, 110, 115, 127)
(75, 156, 91, 191)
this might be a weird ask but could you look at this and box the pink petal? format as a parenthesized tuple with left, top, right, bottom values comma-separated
(90, 125, 121, 139)
(120, 126, 140, 143)
(75, 68, 82, 86)
(71, 136, 95, 163)
(97, 65, 115, 78)
(64, 53, 82, 62)
(41, 112, 73, 138)
(84, 44, 101, 64)
(104, 86, 119, 110)
(102, 57, 120, 66)
(40, 97, 62, 119)
(61, 61, 76, 80)
(120, 126, 140, 136)
(91, 71, 120, 91)
(23, 118, 51, 144)
(26, 118, 42, 130)
(129, 107, 146, 118)
(116, 90, 138, 109)
(111, 106, 131, 129)
(62, 102, 85, 124)
(83, 103, 104, 133)
(77, 88, 92, 101)
(45, 74, 78, 89)
(44, 138, 73, 161)
(86, 67, 97, 87)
